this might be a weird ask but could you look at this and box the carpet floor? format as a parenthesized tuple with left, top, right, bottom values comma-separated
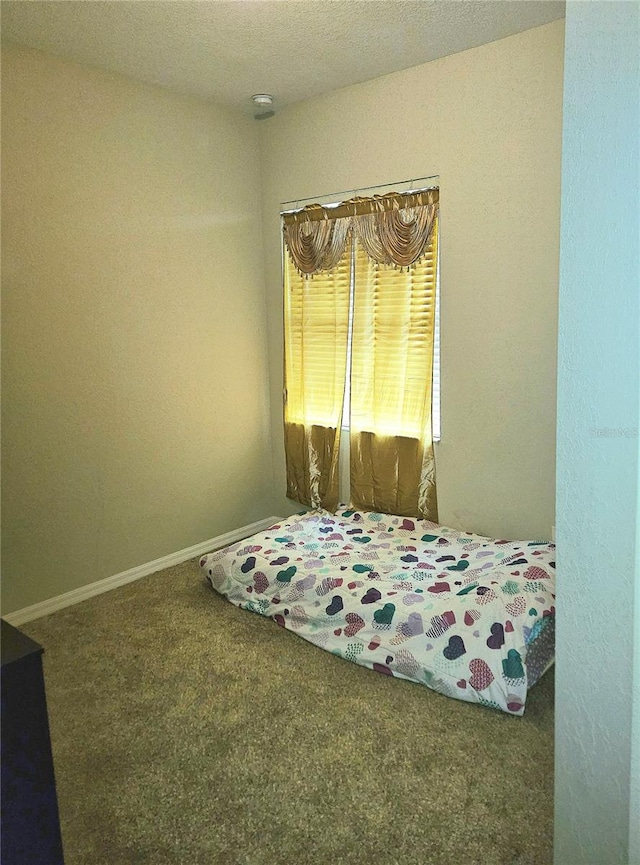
(23, 557, 555, 865)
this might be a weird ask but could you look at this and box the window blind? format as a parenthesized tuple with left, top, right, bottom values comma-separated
(350, 223, 438, 439)
(284, 237, 352, 429)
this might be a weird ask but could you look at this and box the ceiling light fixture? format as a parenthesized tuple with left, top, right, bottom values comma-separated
(251, 94, 275, 121)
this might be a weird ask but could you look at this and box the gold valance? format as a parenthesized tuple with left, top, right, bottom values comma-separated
(282, 216, 352, 276)
(282, 188, 439, 275)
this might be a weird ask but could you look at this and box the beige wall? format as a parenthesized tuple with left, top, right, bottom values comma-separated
(260, 21, 564, 541)
(1, 23, 564, 613)
(1, 45, 274, 613)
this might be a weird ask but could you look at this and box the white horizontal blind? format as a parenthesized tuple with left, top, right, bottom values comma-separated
(350, 231, 437, 439)
(284, 239, 351, 428)
(341, 226, 440, 440)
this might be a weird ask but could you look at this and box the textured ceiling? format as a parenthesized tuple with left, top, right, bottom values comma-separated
(1, 1, 565, 115)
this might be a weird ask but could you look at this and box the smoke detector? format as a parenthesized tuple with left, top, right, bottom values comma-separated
(251, 94, 275, 121)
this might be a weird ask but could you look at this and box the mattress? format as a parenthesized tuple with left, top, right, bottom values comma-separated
(200, 508, 556, 715)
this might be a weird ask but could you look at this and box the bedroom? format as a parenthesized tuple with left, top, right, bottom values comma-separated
(1, 2, 638, 864)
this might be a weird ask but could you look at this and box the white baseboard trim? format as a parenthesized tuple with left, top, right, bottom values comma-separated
(3, 515, 283, 627)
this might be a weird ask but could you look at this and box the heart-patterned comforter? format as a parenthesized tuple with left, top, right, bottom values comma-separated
(200, 508, 556, 715)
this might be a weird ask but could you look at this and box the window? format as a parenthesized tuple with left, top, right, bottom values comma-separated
(337, 227, 439, 502)
(282, 187, 439, 518)
(349, 225, 438, 439)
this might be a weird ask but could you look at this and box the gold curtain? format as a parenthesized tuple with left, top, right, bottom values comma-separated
(283, 211, 352, 276)
(282, 188, 439, 518)
(283, 189, 438, 272)
(355, 201, 437, 267)
(283, 236, 352, 510)
(350, 221, 439, 519)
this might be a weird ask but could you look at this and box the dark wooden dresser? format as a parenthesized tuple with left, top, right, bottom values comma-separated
(1, 618, 65, 864)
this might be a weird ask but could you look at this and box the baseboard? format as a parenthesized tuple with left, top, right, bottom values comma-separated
(3, 515, 283, 627)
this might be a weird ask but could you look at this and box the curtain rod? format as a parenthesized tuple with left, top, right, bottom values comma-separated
(280, 174, 439, 213)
